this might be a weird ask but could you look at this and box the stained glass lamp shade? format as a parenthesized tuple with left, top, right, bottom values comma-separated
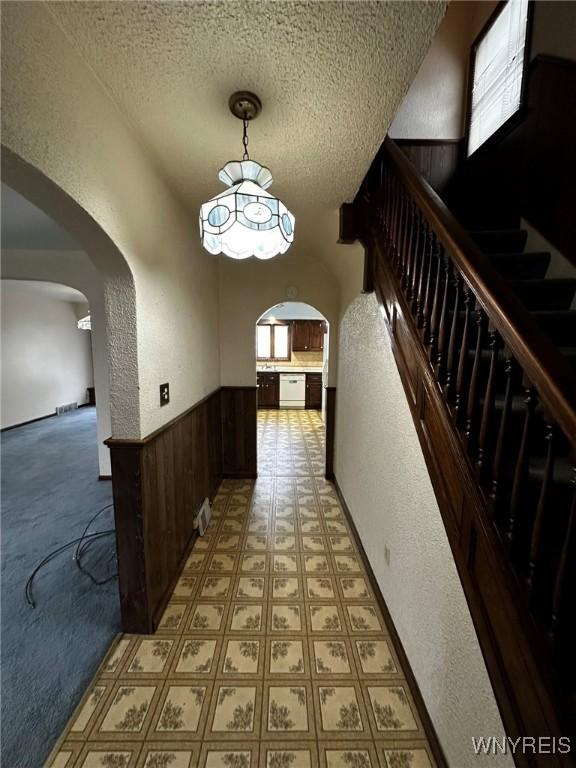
(200, 160, 295, 260)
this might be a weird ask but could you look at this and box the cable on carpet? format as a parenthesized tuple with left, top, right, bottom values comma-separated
(24, 503, 117, 608)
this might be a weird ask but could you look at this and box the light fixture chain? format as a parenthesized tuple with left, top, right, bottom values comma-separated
(242, 113, 249, 161)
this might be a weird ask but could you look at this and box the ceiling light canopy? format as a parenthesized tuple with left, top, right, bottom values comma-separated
(199, 92, 295, 260)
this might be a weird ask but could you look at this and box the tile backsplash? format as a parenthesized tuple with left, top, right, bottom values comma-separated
(283, 351, 324, 368)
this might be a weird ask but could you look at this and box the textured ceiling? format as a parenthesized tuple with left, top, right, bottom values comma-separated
(46, 1, 445, 226)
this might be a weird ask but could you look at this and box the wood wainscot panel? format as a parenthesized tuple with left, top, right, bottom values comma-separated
(220, 386, 257, 478)
(106, 385, 257, 634)
(325, 387, 336, 481)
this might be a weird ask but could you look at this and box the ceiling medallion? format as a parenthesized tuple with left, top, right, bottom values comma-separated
(199, 91, 295, 260)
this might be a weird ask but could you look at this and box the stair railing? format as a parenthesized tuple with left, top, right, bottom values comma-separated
(351, 135, 576, 752)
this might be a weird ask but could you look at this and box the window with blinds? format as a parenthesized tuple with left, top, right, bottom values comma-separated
(468, 0, 530, 156)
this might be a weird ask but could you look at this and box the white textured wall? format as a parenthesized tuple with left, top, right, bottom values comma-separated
(1, 2, 220, 439)
(334, 293, 512, 768)
(1, 281, 93, 429)
(1, 249, 112, 475)
(389, 1, 497, 139)
(218, 252, 342, 387)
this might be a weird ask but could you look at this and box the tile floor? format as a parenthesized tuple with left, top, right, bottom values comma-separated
(45, 410, 437, 768)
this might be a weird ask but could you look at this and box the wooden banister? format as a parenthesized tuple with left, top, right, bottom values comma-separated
(384, 138, 576, 441)
(346, 135, 576, 766)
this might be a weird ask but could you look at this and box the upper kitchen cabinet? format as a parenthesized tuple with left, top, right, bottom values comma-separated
(291, 320, 325, 352)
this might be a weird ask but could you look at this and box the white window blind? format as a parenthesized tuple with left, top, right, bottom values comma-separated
(257, 325, 271, 359)
(468, 0, 529, 156)
(274, 326, 289, 359)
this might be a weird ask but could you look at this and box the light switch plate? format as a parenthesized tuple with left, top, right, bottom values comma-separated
(160, 382, 170, 406)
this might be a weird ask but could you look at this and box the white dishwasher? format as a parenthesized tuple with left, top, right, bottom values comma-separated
(279, 373, 306, 408)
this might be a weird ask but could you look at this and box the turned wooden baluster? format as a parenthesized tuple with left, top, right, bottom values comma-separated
(464, 306, 486, 448)
(427, 236, 443, 360)
(490, 354, 517, 518)
(397, 190, 409, 279)
(526, 422, 556, 598)
(453, 283, 472, 423)
(506, 383, 537, 545)
(416, 224, 432, 329)
(477, 326, 500, 482)
(404, 200, 418, 301)
(410, 212, 426, 314)
(434, 252, 452, 385)
(390, 177, 400, 260)
(444, 266, 462, 401)
(549, 466, 576, 643)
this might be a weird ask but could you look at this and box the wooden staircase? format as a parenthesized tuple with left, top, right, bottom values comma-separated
(340, 136, 576, 766)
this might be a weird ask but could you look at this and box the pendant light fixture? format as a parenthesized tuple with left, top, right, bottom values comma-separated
(199, 92, 295, 260)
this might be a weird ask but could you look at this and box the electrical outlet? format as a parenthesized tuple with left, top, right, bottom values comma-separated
(160, 382, 170, 406)
(384, 545, 391, 566)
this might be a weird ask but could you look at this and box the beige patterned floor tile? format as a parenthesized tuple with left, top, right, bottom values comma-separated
(157, 603, 190, 635)
(320, 743, 378, 768)
(308, 606, 344, 634)
(44, 742, 83, 768)
(235, 576, 266, 600)
(241, 554, 268, 573)
(262, 684, 314, 739)
(220, 639, 262, 676)
(100, 637, 134, 677)
(259, 742, 319, 768)
(339, 578, 371, 601)
(352, 641, 398, 678)
(269, 604, 303, 634)
(189, 604, 228, 633)
(94, 683, 160, 740)
(375, 742, 436, 768)
(75, 742, 141, 768)
(184, 553, 208, 573)
(229, 604, 264, 634)
(208, 685, 260, 739)
(47, 410, 437, 767)
(173, 575, 198, 599)
(272, 555, 299, 574)
(67, 684, 112, 739)
(314, 684, 369, 740)
(172, 638, 220, 678)
(306, 578, 335, 600)
(310, 639, 353, 678)
(345, 606, 383, 635)
(266, 639, 307, 677)
(271, 576, 301, 600)
(209, 554, 237, 573)
(303, 556, 330, 575)
(150, 683, 211, 740)
(333, 557, 363, 574)
(363, 686, 420, 737)
(126, 639, 175, 676)
(199, 742, 258, 768)
(136, 742, 199, 768)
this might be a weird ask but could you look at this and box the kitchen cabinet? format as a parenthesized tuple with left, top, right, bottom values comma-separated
(291, 320, 325, 352)
(257, 372, 279, 408)
(305, 373, 323, 409)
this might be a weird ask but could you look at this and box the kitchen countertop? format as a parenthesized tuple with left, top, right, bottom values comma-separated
(257, 366, 324, 373)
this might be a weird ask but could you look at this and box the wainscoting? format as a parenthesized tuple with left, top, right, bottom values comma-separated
(106, 386, 257, 633)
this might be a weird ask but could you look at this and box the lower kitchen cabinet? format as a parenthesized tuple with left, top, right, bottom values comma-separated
(257, 372, 279, 408)
(305, 373, 323, 409)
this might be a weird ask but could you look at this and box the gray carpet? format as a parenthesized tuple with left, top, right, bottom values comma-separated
(1, 408, 120, 767)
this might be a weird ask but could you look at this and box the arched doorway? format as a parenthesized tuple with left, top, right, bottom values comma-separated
(0, 150, 139, 768)
(255, 301, 329, 477)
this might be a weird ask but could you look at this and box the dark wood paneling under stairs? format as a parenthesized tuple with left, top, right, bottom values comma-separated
(342, 136, 576, 766)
